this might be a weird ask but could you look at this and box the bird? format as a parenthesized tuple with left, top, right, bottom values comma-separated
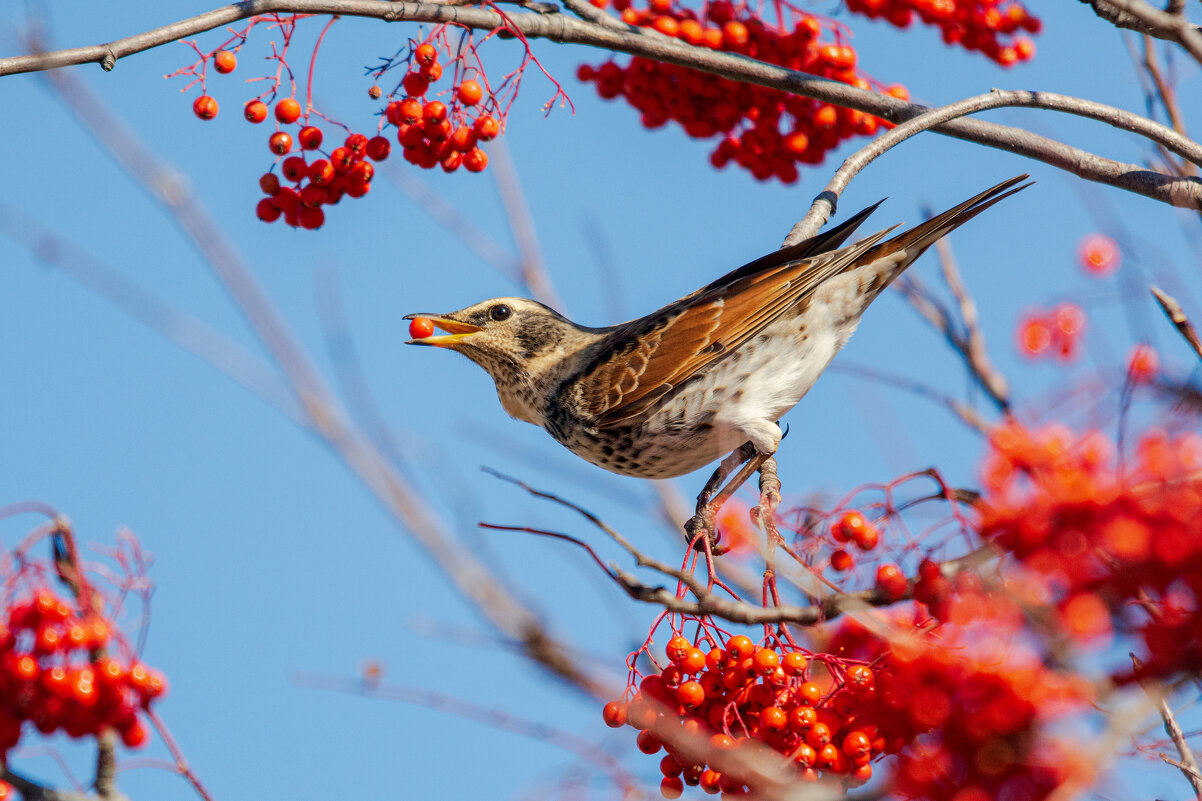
(405, 175, 1029, 493)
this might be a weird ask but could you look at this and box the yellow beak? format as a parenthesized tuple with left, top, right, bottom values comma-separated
(403, 314, 483, 348)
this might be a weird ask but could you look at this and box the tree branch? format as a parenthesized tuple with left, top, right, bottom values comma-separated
(3, 1, 1202, 209)
(1079, 0, 1202, 63)
(1151, 285, 1202, 361)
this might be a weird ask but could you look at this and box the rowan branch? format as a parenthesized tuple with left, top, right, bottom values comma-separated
(786, 86, 1199, 242)
(4, 1, 1202, 209)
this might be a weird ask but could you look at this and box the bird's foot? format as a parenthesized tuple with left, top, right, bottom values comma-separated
(685, 447, 772, 553)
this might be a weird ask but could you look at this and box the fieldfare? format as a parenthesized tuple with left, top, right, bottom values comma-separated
(406, 175, 1029, 540)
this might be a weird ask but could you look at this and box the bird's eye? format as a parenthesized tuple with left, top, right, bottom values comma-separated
(489, 304, 512, 322)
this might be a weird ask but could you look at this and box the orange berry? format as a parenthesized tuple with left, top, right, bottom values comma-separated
(1127, 344, 1159, 382)
(192, 95, 218, 120)
(213, 50, 237, 73)
(275, 98, 301, 124)
(244, 100, 268, 123)
(602, 700, 627, 727)
(1079, 233, 1119, 275)
(408, 317, 436, 339)
(457, 79, 484, 106)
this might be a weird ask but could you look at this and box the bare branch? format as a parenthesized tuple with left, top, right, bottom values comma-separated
(1080, 0, 1202, 63)
(787, 87, 1201, 241)
(1133, 660, 1202, 799)
(4, 1, 1202, 209)
(1151, 285, 1202, 360)
(39, 55, 603, 697)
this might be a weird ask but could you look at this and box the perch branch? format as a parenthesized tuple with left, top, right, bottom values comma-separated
(3, 1, 1202, 209)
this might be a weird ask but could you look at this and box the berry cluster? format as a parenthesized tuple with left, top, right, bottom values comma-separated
(1078, 233, 1120, 276)
(978, 422, 1202, 681)
(0, 588, 165, 751)
(181, 34, 503, 230)
(827, 510, 880, 573)
(830, 616, 1086, 801)
(1016, 302, 1085, 361)
(383, 43, 497, 174)
(578, 0, 907, 184)
(254, 124, 388, 230)
(604, 633, 886, 796)
(843, 0, 1039, 65)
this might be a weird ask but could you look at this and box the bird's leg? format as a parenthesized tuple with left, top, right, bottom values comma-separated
(684, 445, 772, 551)
(683, 444, 755, 549)
(756, 456, 782, 517)
(696, 443, 756, 512)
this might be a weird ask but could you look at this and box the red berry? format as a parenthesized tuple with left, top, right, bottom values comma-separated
(1128, 344, 1159, 382)
(348, 161, 375, 185)
(449, 126, 478, 153)
(269, 131, 294, 155)
(282, 156, 308, 183)
(300, 185, 328, 208)
(420, 61, 443, 82)
(399, 98, 423, 124)
(875, 563, 907, 599)
(660, 777, 684, 799)
(602, 700, 626, 728)
(473, 115, 500, 141)
(368, 84, 382, 99)
(457, 80, 484, 106)
(366, 136, 391, 161)
(192, 95, 218, 120)
(440, 151, 462, 172)
(760, 705, 787, 730)
(298, 126, 324, 150)
(636, 729, 663, 754)
(676, 680, 705, 708)
(275, 98, 302, 124)
(121, 720, 149, 748)
(299, 206, 325, 230)
(403, 72, 430, 96)
(409, 317, 436, 339)
(346, 133, 369, 156)
(463, 148, 489, 172)
(330, 147, 355, 172)
(414, 43, 438, 65)
(308, 159, 335, 185)
(830, 549, 853, 571)
(423, 101, 448, 123)
(213, 50, 237, 73)
(256, 198, 281, 222)
(1079, 233, 1119, 276)
(244, 100, 268, 123)
(259, 173, 280, 194)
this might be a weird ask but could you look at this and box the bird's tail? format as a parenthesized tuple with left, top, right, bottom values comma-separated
(860, 174, 1032, 285)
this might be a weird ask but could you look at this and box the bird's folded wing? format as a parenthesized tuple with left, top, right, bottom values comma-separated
(579, 227, 897, 427)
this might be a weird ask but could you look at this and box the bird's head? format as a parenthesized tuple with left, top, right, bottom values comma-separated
(405, 297, 593, 423)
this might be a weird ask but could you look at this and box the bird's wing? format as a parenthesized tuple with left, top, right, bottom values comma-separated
(578, 175, 1031, 427)
(577, 220, 898, 427)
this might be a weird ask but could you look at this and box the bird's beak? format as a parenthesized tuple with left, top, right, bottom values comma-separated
(403, 314, 483, 348)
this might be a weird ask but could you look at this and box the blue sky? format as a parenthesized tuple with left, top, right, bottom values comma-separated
(2, 2, 1201, 799)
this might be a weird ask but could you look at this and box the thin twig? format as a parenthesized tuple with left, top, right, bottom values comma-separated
(1151, 285, 1202, 361)
(291, 672, 637, 788)
(4, 1, 1202, 209)
(1134, 656, 1202, 799)
(831, 363, 991, 434)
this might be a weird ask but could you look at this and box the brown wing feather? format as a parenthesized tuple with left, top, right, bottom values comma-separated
(580, 175, 1030, 427)
(583, 229, 896, 425)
